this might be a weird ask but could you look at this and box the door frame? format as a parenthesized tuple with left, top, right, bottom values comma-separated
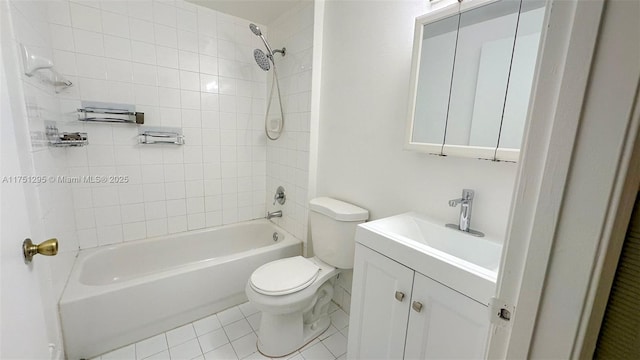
(487, 0, 640, 357)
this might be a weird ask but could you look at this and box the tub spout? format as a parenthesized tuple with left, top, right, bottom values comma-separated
(267, 210, 282, 220)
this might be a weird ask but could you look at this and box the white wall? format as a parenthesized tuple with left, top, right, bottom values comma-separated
(316, 0, 519, 306)
(265, 2, 315, 250)
(42, 0, 270, 248)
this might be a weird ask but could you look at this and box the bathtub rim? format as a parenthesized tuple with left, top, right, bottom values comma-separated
(60, 219, 300, 303)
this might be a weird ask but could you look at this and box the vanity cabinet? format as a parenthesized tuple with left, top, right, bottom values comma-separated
(347, 244, 490, 359)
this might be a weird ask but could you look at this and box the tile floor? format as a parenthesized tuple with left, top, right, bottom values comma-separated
(93, 301, 350, 360)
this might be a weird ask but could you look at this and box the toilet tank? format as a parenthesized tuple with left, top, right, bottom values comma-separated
(309, 197, 369, 269)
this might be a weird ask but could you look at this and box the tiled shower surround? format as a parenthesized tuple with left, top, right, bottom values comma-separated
(10, 0, 349, 318)
(44, 0, 273, 248)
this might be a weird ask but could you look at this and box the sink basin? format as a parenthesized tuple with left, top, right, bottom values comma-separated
(355, 212, 503, 304)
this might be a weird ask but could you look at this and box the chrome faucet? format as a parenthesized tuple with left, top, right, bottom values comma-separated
(267, 210, 282, 220)
(446, 189, 484, 237)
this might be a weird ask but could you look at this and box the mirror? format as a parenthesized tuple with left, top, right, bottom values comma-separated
(411, 15, 459, 147)
(406, 0, 546, 161)
(499, 1, 546, 150)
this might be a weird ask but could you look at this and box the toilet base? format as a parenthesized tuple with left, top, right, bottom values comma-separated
(255, 282, 334, 357)
(257, 314, 330, 358)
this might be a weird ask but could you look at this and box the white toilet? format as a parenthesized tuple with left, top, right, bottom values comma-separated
(246, 197, 368, 357)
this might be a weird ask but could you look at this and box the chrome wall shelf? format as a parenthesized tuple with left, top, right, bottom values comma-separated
(46, 125, 88, 147)
(138, 127, 184, 145)
(77, 101, 144, 124)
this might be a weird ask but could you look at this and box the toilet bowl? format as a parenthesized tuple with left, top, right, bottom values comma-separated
(246, 256, 338, 356)
(246, 197, 368, 357)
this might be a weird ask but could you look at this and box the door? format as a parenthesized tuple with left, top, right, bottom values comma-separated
(347, 244, 414, 359)
(404, 272, 489, 359)
(1, 6, 58, 357)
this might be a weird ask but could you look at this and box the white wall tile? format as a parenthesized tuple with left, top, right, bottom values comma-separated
(198, 36, 217, 57)
(143, 182, 166, 202)
(177, 30, 198, 52)
(129, 18, 155, 43)
(177, 8, 197, 32)
(53, 50, 78, 76)
(133, 63, 158, 85)
(180, 70, 200, 91)
(131, 40, 157, 65)
(181, 90, 200, 109)
(76, 53, 107, 79)
(51, 24, 77, 51)
(100, 0, 129, 15)
(121, 203, 146, 223)
(178, 50, 199, 72)
(187, 213, 205, 230)
(157, 67, 180, 88)
(157, 87, 181, 108)
(92, 186, 119, 207)
(185, 180, 204, 198)
(73, 28, 104, 56)
(97, 224, 123, 245)
(153, 2, 176, 27)
(101, 60, 131, 83)
(123, 221, 146, 241)
(94, 205, 122, 227)
(197, 12, 216, 37)
(146, 218, 168, 237)
(154, 24, 178, 48)
(145, 200, 167, 219)
(104, 34, 131, 60)
(134, 84, 159, 106)
(102, 10, 130, 38)
(165, 182, 186, 200)
(168, 215, 187, 233)
(70, 3, 102, 32)
(199, 55, 218, 75)
(48, 1, 72, 26)
(127, 0, 153, 21)
(156, 46, 178, 68)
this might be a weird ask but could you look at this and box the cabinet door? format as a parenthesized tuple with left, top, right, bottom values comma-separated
(404, 273, 489, 359)
(347, 244, 414, 359)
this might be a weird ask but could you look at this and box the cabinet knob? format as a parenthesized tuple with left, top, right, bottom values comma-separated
(395, 291, 405, 302)
(412, 301, 423, 312)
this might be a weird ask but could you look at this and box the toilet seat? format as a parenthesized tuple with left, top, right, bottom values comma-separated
(250, 256, 320, 296)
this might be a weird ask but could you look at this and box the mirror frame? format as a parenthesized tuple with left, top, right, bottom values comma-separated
(405, 0, 524, 162)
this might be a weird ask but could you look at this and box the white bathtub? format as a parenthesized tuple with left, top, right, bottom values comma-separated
(60, 219, 301, 360)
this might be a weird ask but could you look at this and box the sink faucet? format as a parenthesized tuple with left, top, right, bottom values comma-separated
(446, 189, 484, 237)
(267, 210, 282, 220)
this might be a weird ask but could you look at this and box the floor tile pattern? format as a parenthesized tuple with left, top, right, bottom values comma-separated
(93, 302, 349, 360)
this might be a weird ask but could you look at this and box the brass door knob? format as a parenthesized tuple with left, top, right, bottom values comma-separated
(23, 238, 58, 263)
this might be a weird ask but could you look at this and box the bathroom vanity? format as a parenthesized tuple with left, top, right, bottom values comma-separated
(347, 213, 502, 359)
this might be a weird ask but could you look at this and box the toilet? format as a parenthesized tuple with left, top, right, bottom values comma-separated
(246, 197, 368, 357)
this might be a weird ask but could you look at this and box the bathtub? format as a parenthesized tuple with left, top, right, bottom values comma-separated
(59, 219, 301, 360)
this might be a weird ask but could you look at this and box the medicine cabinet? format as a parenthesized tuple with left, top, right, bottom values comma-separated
(405, 0, 546, 161)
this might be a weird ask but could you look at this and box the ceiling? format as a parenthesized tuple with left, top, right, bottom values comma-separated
(187, 0, 305, 25)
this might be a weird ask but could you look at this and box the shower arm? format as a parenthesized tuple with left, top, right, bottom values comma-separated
(258, 35, 286, 58)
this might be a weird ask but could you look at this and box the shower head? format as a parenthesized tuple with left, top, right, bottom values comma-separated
(249, 23, 262, 36)
(254, 49, 271, 71)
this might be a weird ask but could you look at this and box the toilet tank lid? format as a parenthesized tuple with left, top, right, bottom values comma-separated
(309, 197, 369, 222)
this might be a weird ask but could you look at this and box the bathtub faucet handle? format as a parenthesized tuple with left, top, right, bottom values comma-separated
(273, 186, 286, 205)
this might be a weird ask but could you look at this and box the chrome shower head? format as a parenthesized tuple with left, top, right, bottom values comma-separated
(249, 23, 262, 36)
(254, 49, 271, 71)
